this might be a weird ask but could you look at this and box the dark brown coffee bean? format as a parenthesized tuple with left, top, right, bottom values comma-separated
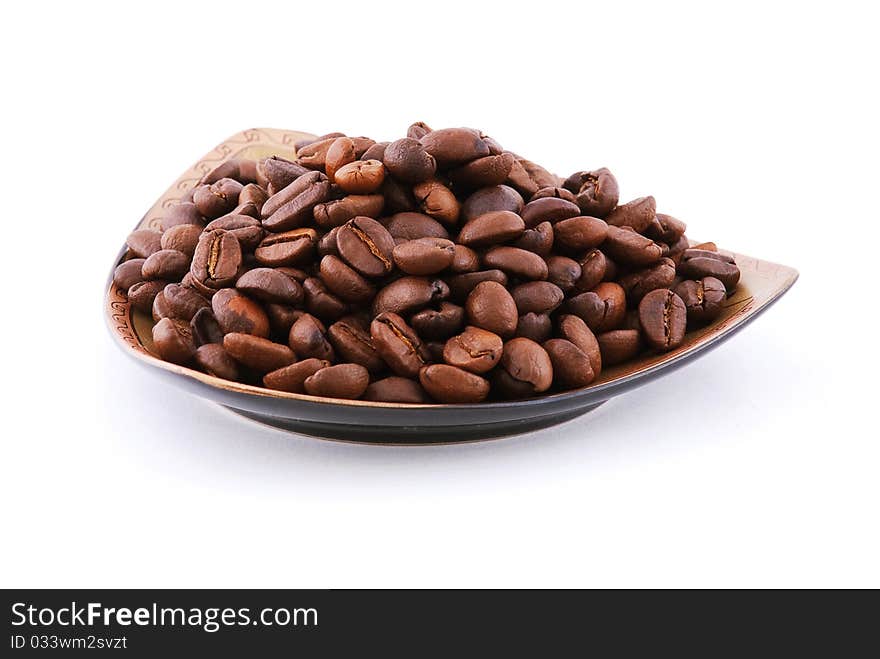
(160, 224, 202, 257)
(575, 248, 609, 292)
(319, 255, 376, 303)
(517, 157, 558, 190)
(531, 186, 578, 204)
(261, 171, 330, 232)
(361, 141, 389, 162)
(546, 255, 581, 293)
(163, 283, 210, 321)
(128, 279, 167, 312)
(668, 234, 691, 263)
(211, 288, 269, 338)
(363, 376, 431, 403)
(113, 258, 146, 291)
(566, 282, 627, 332)
(191, 230, 242, 290)
(383, 138, 437, 183)
(544, 338, 596, 388)
(325, 137, 357, 182)
(674, 277, 726, 323)
(516, 312, 553, 343)
(553, 216, 608, 251)
(190, 307, 224, 346)
(193, 178, 243, 219)
(318, 227, 341, 257)
(254, 228, 317, 267)
(235, 268, 303, 305)
(448, 152, 515, 190)
(605, 196, 656, 234)
(407, 121, 433, 140)
(448, 269, 508, 302)
(328, 320, 384, 372)
(483, 247, 548, 280)
(151, 290, 171, 322)
(443, 326, 503, 374)
(495, 337, 553, 396)
(647, 212, 687, 243)
(638, 288, 687, 351)
(393, 238, 455, 275)
(521, 197, 580, 228)
(596, 329, 642, 366)
(263, 358, 330, 393)
(302, 277, 348, 321)
(373, 276, 449, 316)
(161, 202, 204, 231)
(465, 280, 518, 338)
(564, 168, 619, 218)
(296, 137, 337, 170)
(383, 212, 450, 241)
(336, 216, 395, 277)
(420, 128, 491, 168)
(409, 302, 465, 340)
(223, 333, 296, 372)
(142, 249, 190, 281)
(511, 281, 564, 315)
(239, 183, 269, 209)
(288, 313, 334, 361)
(204, 215, 263, 251)
(371, 312, 430, 377)
(618, 257, 677, 302)
(506, 157, 540, 198)
(257, 156, 309, 192)
(194, 343, 239, 381)
(313, 194, 384, 228)
(419, 364, 490, 403)
(602, 225, 664, 267)
(450, 245, 480, 273)
(461, 184, 524, 223)
(557, 314, 602, 376)
(512, 221, 554, 256)
(304, 363, 370, 399)
(152, 317, 196, 365)
(263, 304, 303, 337)
(414, 180, 462, 226)
(334, 159, 386, 194)
(457, 211, 525, 247)
(200, 159, 242, 185)
(677, 249, 740, 291)
(126, 229, 162, 258)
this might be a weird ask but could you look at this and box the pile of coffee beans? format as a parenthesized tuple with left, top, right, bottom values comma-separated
(115, 123, 741, 403)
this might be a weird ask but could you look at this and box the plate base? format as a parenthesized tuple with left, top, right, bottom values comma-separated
(224, 403, 605, 445)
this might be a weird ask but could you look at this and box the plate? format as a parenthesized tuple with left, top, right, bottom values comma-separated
(105, 128, 799, 444)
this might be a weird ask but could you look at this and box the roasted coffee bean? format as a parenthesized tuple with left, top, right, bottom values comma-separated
(302, 277, 348, 321)
(235, 268, 303, 305)
(605, 196, 656, 233)
(466, 280, 518, 338)
(393, 237, 455, 275)
(261, 171, 330, 232)
(113, 258, 146, 291)
(668, 234, 691, 263)
(677, 249, 741, 291)
(457, 210, 525, 247)
(544, 338, 595, 388)
(363, 376, 431, 403)
(200, 159, 242, 185)
(328, 320, 384, 372)
(254, 228, 317, 267)
(383, 138, 437, 183)
(318, 227, 341, 257)
(319, 255, 376, 303)
(223, 333, 296, 372)
(506, 157, 540, 197)
(190, 307, 224, 346)
(151, 290, 171, 322)
(161, 202, 204, 231)
(553, 216, 608, 251)
(152, 317, 197, 365)
(602, 225, 664, 267)
(142, 249, 190, 281)
(211, 288, 269, 337)
(546, 255, 581, 293)
(563, 168, 620, 217)
(239, 159, 260, 184)
(163, 283, 210, 321)
(336, 216, 395, 277)
(443, 326, 503, 374)
(448, 152, 515, 190)
(126, 229, 162, 258)
(360, 141, 389, 162)
(420, 127, 490, 168)
(257, 156, 309, 192)
(373, 276, 449, 316)
(409, 302, 465, 340)
(460, 184, 524, 223)
(380, 177, 417, 213)
(383, 212, 449, 241)
(597, 329, 642, 366)
(521, 197, 580, 227)
(424, 341, 446, 362)
(264, 304, 304, 337)
(193, 178, 243, 219)
(289, 313, 335, 361)
(512, 221, 554, 256)
(263, 358, 329, 393)
(674, 277, 726, 323)
(638, 288, 687, 351)
(419, 364, 490, 403)
(194, 343, 239, 381)
(414, 179, 460, 224)
(495, 337, 553, 397)
(296, 137, 337, 170)
(313, 194, 384, 228)
(531, 186, 578, 204)
(204, 215, 263, 251)
(557, 314, 602, 376)
(128, 279, 167, 312)
(575, 248, 610, 292)
(325, 136, 357, 182)
(334, 159, 386, 194)
(618, 257, 677, 302)
(191, 230, 242, 289)
(511, 281, 564, 315)
(516, 312, 553, 343)
(304, 363, 370, 399)
(483, 247, 548, 280)
(160, 223, 202, 257)
(407, 121, 433, 140)
(517, 157, 558, 190)
(448, 269, 508, 302)
(450, 245, 480, 273)
(371, 312, 430, 377)
(566, 282, 627, 332)
(648, 213, 687, 243)
(239, 183, 269, 209)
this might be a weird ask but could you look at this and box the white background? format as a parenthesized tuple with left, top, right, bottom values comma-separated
(1, 1, 877, 588)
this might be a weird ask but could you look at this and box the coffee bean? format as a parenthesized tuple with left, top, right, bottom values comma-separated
(235, 268, 303, 305)
(564, 168, 620, 217)
(566, 281, 627, 332)
(222, 333, 296, 373)
(253, 228, 317, 267)
(483, 246, 549, 280)
(597, 329, 642, 366)
(419, 364, 490, 403)
(466, 280, 518, 337)
(448, 152, 515, 190)
(531, 186, 578, 204)
(211, 288, 270, 338)
(151, 290, 171, 322)
(521, 197, 580, 228)
(113, 258, 146, 291)
(128, 279, 167, 312)
(383, 138, 437, 183)
(457, 211, 525, 247)
(546, 255, 581, 293)
(302, 277, 349, 321)
(512, 221, 554, 256)
(448, 268, 510, 304)
(618, 257, 677, 302)
(239, 183, 269, 210)
(450, 245, 480, 273)
(371, 312, 430, 377)
(194, 343, 240, 381)
(373, 276, 449, 316)
(142, 249, 190, 281)
(409, 302, 466, 340)
(204, 215, 263, 251)
(319, 255, 376, 303)
(647, 212, 687, 243)
(443, 326, 503, 374)
(201, 159, 242, 185)
(152, 317, 196, 365)
(328, 320, 384, 372)
(557, 314, 602, 375)
(516, 312, 552, 343)
(364, 376, 431, 403)
(420, 127, 491, 168)
(261, 171, 330, 232)
(638, 288, 687, 351)
(605, 196, 656, 233)
(674, 277, 726, 323)
(336, 216, 395, 277)
(163, 283, 210, 321)
(413, 179, 460, 225)
(460, 184, 524, 222)
(393, 237, 455, 275)
(190, 307, 224, 346)
(334, 159, 386, 194)
(553, 216, 608, 251)
(161, 202, 204, 231)
(296, 137, 338, 171)
(575, 248, 610, 292)
(407, 121, 433, 140)
(383, 212, 450, 241)
(160, 223, 202, 257)
(263, 358, 330, 393)
(193, 178, 243, 219)
(511, 281, 564, 315)
(325, 136, 357, 182)
(257, 156, 309, 192)
(602, 225, 664, 267)
(304, 363, 370, 399)
(677, 249, 740, 291)
(495, 337, 553, 397)
(126, 229, 162, 258)
(289, 313, 335, 361)
(544, 338, 595, 388)
(361, 141, 389, 162)
(313, 194, 384, 228)
(191, 229, 242, 290)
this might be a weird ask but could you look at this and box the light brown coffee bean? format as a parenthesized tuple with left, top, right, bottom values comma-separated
(289, 313, 335, 361)
(495, 337, 553, 397)
(483, 246, 549, 280)
(263, 358, 330, 393)
(223, 333, 297, 372)
(152, 317, 196, 365)
(457, 211, 525, 247)
(304, 363, 370, 399)
(254, 228, 317, 267)
(211, 288, 270, 338)
(596, 329, 642, 366)
(443, 326, 503, 374)
(465, 280, 518, 337)
(413, 179, 460, 224)
(393, 238, 455, 275)
(419, 364, 490, 403)
(605, 196, 656, 233)
(363, 376, 431, 403)
(544, 338, 596, 388)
